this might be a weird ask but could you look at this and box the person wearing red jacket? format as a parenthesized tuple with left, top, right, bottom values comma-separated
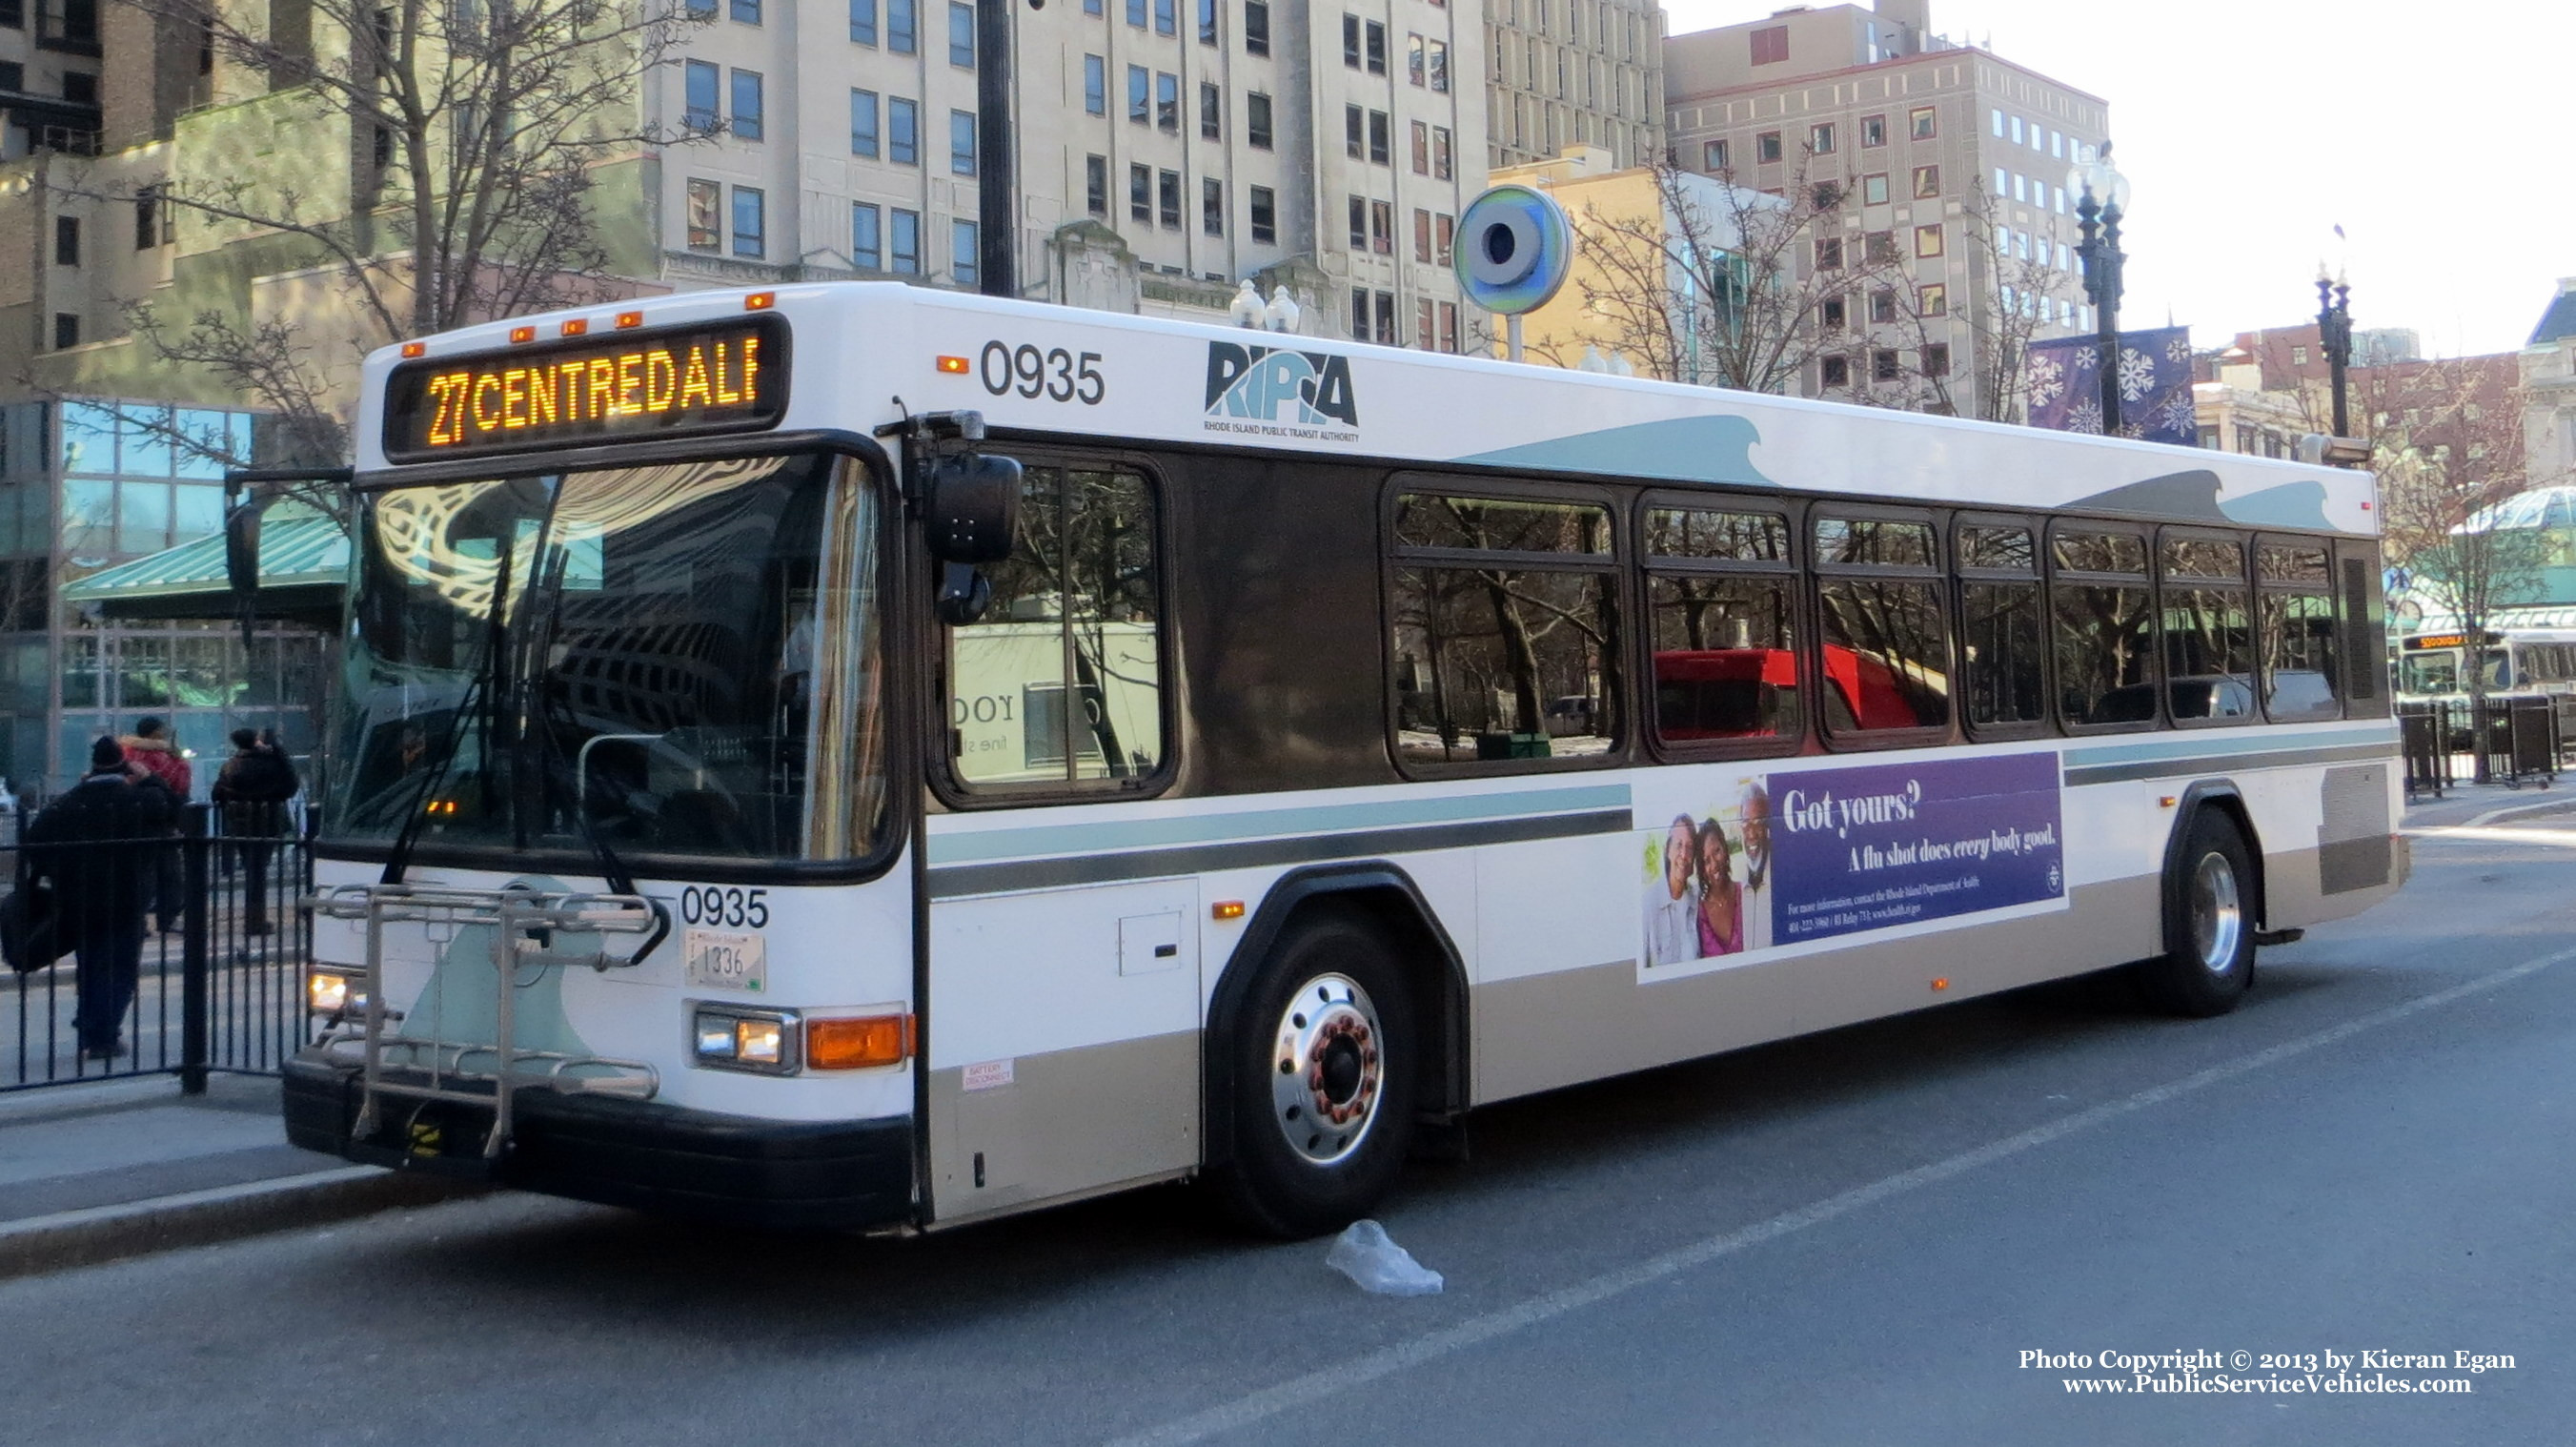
(116, 717, 190, 932)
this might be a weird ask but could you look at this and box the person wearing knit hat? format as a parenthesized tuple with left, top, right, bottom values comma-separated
(115, 718, 191, 933)
(25, 735, 178, 1061)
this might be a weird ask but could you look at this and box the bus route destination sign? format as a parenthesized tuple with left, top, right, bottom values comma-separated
(381, 316, 788, 462)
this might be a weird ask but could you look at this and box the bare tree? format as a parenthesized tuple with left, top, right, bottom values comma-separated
(1550, 157, 1911, 395)
(84, 0, 700, 485)
(1878, 179, 2064, 421)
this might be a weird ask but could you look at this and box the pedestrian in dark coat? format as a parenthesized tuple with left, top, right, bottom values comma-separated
(27, 738, 178, 1060)
(212, 728, 299, 935)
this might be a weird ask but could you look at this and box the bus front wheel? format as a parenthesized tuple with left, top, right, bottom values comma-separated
(1207, 909, 1419, 1238)
(2137, 809, 2256, 1017)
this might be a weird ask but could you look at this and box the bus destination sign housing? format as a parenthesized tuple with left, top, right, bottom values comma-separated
(381, 316, 789, 462)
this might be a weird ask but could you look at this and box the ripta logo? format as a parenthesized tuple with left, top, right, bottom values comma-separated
(1203, 342, 1360, 428)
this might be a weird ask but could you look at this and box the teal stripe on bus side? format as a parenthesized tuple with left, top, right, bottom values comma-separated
(924, 782, 1635, 866)
(2059, 723, 2397, 770)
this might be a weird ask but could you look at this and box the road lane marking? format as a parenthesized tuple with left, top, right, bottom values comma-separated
(1107, 943, 2576, 1447)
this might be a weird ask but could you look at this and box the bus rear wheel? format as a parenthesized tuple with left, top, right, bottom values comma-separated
(2136, 809, 2256, 1017)
(1207, 909, 1418, 1238)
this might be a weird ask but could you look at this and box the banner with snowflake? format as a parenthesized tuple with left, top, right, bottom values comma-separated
(2022, 326, 2196, 445)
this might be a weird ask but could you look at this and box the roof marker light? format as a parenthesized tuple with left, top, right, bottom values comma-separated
(400, 342, 425, 357)
(745, 291, 775, 311)
(508, 325, 536, 344)
(559, 318, 589, 336)
(616, 311, 644, 330)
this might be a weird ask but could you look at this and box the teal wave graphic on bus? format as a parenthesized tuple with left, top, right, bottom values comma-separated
(1460, 416, 1774, 487)
(1204, 342, 1359, 427)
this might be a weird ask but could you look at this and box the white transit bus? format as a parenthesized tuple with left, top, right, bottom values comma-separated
(281, 283, 2404, 1237)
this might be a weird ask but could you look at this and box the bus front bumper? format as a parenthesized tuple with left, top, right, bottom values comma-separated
(282, 1054, 917, 1232)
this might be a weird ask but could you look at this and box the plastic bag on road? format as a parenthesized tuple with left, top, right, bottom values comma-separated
(1326, 1219, 1444, 1296)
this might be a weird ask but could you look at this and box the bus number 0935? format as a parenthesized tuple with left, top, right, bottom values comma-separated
(679, 886, 769, 929)
(980, 340, 1105, 405)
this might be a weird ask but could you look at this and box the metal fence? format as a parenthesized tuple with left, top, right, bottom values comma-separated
(2400, 696, 2576, 799)
(3, 805, 313, 1093)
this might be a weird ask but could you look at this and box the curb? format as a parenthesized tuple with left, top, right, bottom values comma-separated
(0, 1165, 481, 1281)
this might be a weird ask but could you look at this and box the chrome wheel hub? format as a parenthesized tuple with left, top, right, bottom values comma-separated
(2191, 851, 2243, 975)
(1268, 973, 1384, 1166)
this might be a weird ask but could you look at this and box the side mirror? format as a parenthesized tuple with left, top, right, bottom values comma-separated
(924, 453, 1021, 564)
(224, 499, 262, 598)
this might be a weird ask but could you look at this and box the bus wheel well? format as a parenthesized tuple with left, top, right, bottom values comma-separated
(2166, 784, 2266, 928)
(1204, 865, 1469, 1169)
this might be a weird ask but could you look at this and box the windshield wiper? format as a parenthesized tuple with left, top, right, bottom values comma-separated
(380, 529, 515, 886)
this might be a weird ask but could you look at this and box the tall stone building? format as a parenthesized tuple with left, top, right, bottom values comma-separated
(1662, 0, 2096, 417)
(1483, 0, 1662, 172)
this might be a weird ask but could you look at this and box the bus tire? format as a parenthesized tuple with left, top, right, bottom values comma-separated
(2136, 809, 2256, 1017)
(1207, 909, 1418, 1238)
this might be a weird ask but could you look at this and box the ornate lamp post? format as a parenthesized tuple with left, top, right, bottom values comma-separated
(2316, 267, 2353, 438)
(2069, 143, 2130, 434)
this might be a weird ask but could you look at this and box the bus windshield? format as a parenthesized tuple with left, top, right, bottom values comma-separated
(2398, 649, 2460, 696)
(324, 452, 889, 865)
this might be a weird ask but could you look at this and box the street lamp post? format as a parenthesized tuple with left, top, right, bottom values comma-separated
(2316, 269, 2353, 438)
(2069, 143, 2129, 435)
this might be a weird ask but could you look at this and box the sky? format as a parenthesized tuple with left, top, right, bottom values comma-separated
(1658, 0, 2576, 358)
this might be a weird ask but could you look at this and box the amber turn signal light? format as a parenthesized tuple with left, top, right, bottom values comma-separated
(806, 1014, 913, 1070)
(399, 341, 425, 357)
(936, 355, 970, 374)
(744, 291, 775, 310)
(1212, 900, 1246, 920)
(508, 325, 536, 343)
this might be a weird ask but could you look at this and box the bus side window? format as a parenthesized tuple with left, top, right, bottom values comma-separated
(1956, 520, 2046, 732)
(1813, 513, 1951, 738)
(2257, 541, 2339, 720)
(2050, 525, 2157, 730)
(947, 462, 1166, 790)
(1640, 501, 1800, 751)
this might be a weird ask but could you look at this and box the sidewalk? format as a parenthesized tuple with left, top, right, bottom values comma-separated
(2399, 771, 2576, 829)
(0, 1072, 472, 1280)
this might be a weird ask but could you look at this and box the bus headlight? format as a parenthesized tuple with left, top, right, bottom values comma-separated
(691, 1007, 800, 1074)
(308, 968, 367, 1018)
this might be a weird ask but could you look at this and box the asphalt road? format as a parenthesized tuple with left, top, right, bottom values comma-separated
(10, 810, 2576, 1447)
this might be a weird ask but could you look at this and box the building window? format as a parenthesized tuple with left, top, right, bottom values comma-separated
(1914, 224, 1942, 257)
(1750, 24, 1786, 64)
(1438, 301, 1457, 353)
(2291, 345, 2309, 366)
(852, 202, 882, 269)
(1869, 290, 1897, 324)
(1202, 176, 1223, 234)
(1346, 104, 1364, 158)
(1365, 18, 1386, 72)
(1910, 105, 1936, 139)
(1872, 348, 1900, 382)
(950, 109, 976, 174)
(890, 209, 920, 273)
(1411, 119, 1430, 173)
(888, 0, 915, 51)
(1919, 283, 1946, 316)
(1085, 154, 1108, 216)
(1084, 54, 1105, 114)
(1348, 194, 1367, 248)
(1343, 11, 1360, 65)
(1859, 173, 1888, 205)
(1814, 235, 1841, 270)
(731, 70, 763, 141)
(732, 186, 764, 257)
(1371, 200, 1393, 254)
(1429, 38, 1448, 91)
(1127, 0, 1145, 26)
(1247, 92, 1271, 148)
(1154, 0, 1174, 34)
(1702, 137, 1727, 171)
(1864, 230, 1896, 263)
(1132, 164, 1153, 223)
(1369, 109, 1389, 164)
(953, 218, 979, 288)
(683, 60, 719, 132)
(1920, 345, 1948, 377)
(1127, 64, 1148, 123)
(1435, 212, 1452, 266)
(1158, 169, 1181, 228)
(732, 0, 760, 21)
(1413, 208, 1430, 263)
(1809, 122, 1835, 154)
(1350, 291, 1369, 341)
(686, 177, 720, 250)
(53, 215, 78, 267)
(1198, 0, 1215, 43)
(1245, 0, 1268, 54)
(949, 1, 974, 65)
(54, 314, 80, 349)
(1991, 108, 2004, 136)
(1433, 126, 1450, 179)
(1249, 184, 1276, 243)
(1820, 355, 1849, 387)
(851, 0, 876, 45)
(1755, 130, 1781, 163)
(1416, 297, 1434, 350)
(1819, 296, 1846, 330)
(889, 96, 918, 163)
(1156, 71, 1178, 131)
(1859, 113, 1885, 148)
(133, 187, 160, 251)
(851, 89, 880, 155)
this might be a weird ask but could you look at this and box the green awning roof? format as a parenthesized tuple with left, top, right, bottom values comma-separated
(62, 508, 349, 622)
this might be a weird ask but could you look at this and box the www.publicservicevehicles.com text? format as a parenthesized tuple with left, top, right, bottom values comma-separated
(2022, 1349, 2513, 1395)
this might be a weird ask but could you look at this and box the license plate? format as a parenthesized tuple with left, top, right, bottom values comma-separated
(683, 927, 766, 992)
